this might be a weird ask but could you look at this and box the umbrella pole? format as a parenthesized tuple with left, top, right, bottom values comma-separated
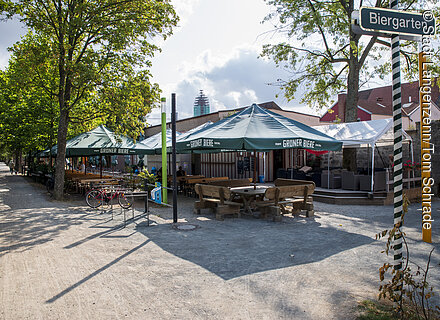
(371, 144, 375, 193)
(291, 149, 293, 179)
(254, 150, 257, 189)
(100, 155, 103, 178)
(327, 152, 330, 189)
(263, 152, 266, 183)
(209, 153, 212, 177)
(410, 140, 414, 188)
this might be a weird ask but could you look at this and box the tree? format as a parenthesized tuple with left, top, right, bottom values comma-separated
(2, 0, 178, 199)
(263, 0, 437, 117)
(0, 38, 59, 168)
(262, 0, 438, 170)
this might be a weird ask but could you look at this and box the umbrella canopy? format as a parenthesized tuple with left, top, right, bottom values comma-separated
(176, 104, 342, 153)
(134, 128, 182, 155)
(51, 125, 137, 156)
(313, 118, 412, 147)
(154, 121, 215, 154)
(175, 121, 213, 142)
(36, 148, 52, 158)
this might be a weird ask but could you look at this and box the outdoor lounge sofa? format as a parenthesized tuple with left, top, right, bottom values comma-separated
(359, 170, 387, 192)
(341, 170, 361, 190)
(321, 169, 342, 189)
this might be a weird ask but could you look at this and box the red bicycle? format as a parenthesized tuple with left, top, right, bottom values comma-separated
(85, 187, 132, 209)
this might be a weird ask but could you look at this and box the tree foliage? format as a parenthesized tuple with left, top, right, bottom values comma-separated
(262, 0, 439, 120)
(1, 0, 178, 199)
(0, 34, 59, 155)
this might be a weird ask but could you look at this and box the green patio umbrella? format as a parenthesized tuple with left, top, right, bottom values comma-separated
(134, 122, 214, 155)
(51, 125, 137, 157)
(134, 128, 182, 155)
(36, 148, 52, 158)
(176, 104, 343, 153)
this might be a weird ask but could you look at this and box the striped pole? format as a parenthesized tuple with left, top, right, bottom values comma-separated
(390, 0, 403, 300)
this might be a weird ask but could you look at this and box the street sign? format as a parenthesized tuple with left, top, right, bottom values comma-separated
(359, 7, 436, 37)
(352, 11, 421, 41)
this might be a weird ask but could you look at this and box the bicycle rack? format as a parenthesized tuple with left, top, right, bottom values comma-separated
(91, 180, 175, 228)
(119, 182, 176, 227)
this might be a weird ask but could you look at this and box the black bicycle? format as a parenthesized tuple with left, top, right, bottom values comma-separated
(46, 174, 55, 194)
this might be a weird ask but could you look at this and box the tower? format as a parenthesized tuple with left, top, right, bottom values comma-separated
(193, 90, 210, 116)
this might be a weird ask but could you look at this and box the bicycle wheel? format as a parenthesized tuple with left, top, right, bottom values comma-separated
(86, 189, 103, 208)
(118, 192, 132, 209)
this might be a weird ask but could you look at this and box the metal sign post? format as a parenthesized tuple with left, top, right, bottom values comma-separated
(172, 93, 178, 224)
(390, 0, 403, 299)
(352, 3, 437, 303)
(161, 97, 168, 204)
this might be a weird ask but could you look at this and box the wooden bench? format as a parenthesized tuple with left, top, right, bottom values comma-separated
(30, 171, 44, 183)
(256, 184, 315, 221)
(274, 178, 315, 215)
(274, 178, 315, 188)
(194, 184, 241, 221)
(208, 178, 252, 188)
(176, 175, 204, 195)
(186, 177, 229, 196)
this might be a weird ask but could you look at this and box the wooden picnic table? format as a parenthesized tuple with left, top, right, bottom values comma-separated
(179, 175, 205, 196)
(78, 178, 119, 184)
(74, 177, 119, 194)
(230, 186, 267, 214)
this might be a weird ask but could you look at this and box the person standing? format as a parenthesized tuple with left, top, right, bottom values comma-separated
(176, 166, 186, 177)
(176, 166, 186, 192)
(9, 161, 14, 174)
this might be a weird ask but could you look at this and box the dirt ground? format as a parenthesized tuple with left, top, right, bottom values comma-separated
(0, 162, 439, 320)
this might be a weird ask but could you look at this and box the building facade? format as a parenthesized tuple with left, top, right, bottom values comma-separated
(320, 80, 440, 130)
(143, 101, 320, 181)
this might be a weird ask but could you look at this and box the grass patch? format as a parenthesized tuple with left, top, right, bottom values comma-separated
(357, 300, 398, 320)
(357, 300, 440, 320)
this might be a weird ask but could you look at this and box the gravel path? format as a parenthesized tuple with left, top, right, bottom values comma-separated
(0, 162, 439, 319)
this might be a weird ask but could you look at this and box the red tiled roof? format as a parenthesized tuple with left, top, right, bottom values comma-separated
(320, 79, 440, 120)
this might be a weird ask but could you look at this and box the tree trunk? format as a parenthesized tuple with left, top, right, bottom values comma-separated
(53, 34, 68, 200)
(345, 60, 360, 122)
(53, 75, 72, 200)
(343, 57, 359, 171)
(53, 109, 68, 200)
(342, 19, 362, 171)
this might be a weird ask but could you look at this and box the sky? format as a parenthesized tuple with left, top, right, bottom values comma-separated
(148, 0, 317, 124)
(1, 1, 437, 127)
(0, 0, 319, 126)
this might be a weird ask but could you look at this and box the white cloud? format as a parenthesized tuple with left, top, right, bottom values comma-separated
(171, 0, 201, 27)
(147, 46, 317, 126)
(0, 18, 27, 69)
